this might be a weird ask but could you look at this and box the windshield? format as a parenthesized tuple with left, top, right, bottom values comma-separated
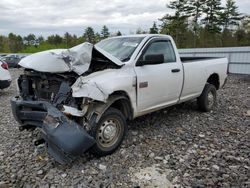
(96, 37, 144, 62)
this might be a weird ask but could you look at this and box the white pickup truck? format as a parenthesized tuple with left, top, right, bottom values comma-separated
(11, 34, 228, 163)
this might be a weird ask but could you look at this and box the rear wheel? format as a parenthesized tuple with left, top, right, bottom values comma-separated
(197, 84, 217, 112)
(89, 107, 127, 156)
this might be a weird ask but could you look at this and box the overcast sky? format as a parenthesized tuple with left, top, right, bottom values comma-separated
(0, 0, 249, 37)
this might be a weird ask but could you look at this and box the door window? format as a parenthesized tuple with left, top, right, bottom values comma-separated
(141, 40, 176, 63)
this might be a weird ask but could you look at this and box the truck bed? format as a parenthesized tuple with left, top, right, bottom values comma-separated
(181, 57, 224, 63)
(179, 56, 228, 103)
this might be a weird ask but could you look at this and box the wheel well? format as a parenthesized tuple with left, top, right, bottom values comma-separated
(207, 73, 220, 90)
(109, 91, 133, 120)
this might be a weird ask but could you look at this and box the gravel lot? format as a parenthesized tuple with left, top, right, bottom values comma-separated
(0, 68, 249, 187)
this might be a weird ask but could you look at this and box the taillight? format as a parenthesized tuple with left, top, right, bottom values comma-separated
(1, 63, 8, 70)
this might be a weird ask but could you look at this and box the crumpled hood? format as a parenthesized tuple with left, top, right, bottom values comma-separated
(19, 42, 124, 75)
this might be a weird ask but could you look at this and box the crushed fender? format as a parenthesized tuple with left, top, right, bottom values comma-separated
(72, 78, 109, 102)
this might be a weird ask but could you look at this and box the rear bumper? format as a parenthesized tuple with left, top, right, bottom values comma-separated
(0, 80, 11, 89)
(11, 96, 95, 164)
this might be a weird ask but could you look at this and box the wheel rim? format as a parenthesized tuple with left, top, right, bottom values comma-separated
(97, 118, 121, 148)
(207, 91, 214, 108)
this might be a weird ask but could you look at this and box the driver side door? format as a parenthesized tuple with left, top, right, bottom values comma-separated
(134, 38, 183, 113)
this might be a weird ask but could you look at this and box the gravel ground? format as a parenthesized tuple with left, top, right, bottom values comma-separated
(0, 68, 249, 188)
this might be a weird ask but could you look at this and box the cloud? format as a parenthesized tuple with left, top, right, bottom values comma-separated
(0, 0, 169, 36)
(0, 0, 249, 37)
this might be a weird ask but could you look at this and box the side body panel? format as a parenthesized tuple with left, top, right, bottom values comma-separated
(130, 35, 228, 117)
(180, 58, 228, 102)
(134, 60, 183, 113)
(72, 66, 137, 114)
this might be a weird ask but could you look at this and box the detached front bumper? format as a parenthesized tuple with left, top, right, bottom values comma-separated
(11, 96, 95, 164)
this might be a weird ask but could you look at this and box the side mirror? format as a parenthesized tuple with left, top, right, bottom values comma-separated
(137, 54, 164, 66)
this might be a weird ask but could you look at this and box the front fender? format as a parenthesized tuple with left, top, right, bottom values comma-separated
(71, 68, 136, 103)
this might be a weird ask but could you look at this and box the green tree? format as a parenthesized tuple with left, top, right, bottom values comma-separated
(221, 29, 236, 46)
(37, 36, 44, 43)
(235, 28, 247, 46)
(63, 32, 79, 47)
(100, 25, 110, 39)
(188, 0, 206, 25)
(187, 0, 206, 47)
(160, 0, 190, 47)
(8, 33, 23, 52)
(197, 0, 223, 47)
(0, 35, 5, 52)
(0, 35, 11, 52)
(202, 0, 222, 33)
(24, 34, 36, 45)
(219, 0, 242, 46)
(149, 22, 158, 34)
(220, 0, 241, 30)
(47, 34, 63, 45)
(84, 27, 95, 43)
(71, 34, 79, 46)
(95, 32, 101, 43)
(64, 32, 71, 47)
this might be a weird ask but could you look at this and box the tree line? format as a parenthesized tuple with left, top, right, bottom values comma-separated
(0, 0, 250, 53)
(159, 0, 250, 48)
(0, 26, 121, 53)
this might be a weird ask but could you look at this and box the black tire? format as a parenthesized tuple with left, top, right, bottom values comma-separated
(89, 107, 127, 157)
(197, 84, 217, 112)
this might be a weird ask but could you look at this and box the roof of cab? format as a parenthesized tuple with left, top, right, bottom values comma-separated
(110, 34, 171, 39)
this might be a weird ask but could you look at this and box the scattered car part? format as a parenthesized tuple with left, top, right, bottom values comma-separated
(11, 97, 95, 164)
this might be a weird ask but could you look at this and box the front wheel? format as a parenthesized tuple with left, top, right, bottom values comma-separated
(197, 84, 217, 112)
(89, 107, 127, 157)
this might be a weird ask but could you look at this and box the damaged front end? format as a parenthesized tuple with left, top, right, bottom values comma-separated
(11, 42, 125, 164)
(11, 97, 95, 164)
(11, 70, 99, 164)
